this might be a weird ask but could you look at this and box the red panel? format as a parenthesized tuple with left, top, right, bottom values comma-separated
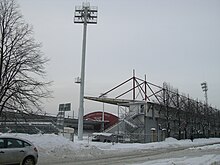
(84, 111, 118, 129)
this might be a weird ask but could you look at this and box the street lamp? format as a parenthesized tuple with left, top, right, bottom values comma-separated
(74, 2, 98, 140)
(201, 82, 208, 105)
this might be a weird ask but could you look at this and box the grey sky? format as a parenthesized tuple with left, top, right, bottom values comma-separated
(17, 0, 220, 117)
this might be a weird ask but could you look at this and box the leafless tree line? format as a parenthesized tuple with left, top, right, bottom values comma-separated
(158, 82, 220, 139)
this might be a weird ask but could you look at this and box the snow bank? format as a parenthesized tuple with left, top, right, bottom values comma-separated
(0, 133, 103, 161)
(91, 137, 220, 152)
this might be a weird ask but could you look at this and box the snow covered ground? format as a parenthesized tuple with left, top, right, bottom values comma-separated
(133, 144, 220, 165)
(1, 133, 220, 165)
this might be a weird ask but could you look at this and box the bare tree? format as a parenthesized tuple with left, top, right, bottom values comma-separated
(0, 0, 51, 116)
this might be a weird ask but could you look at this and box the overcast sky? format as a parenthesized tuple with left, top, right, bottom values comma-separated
(17, 0, 220, 117)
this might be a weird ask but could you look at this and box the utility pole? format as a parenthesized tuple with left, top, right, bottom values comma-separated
(74, 2, 98, 140)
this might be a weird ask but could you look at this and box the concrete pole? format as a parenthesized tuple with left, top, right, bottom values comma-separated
(78, 16, 88, 140)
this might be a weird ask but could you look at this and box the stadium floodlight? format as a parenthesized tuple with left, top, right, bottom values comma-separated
(74, 2, 98, 24)
(201, 82, 208, 105)
(74, 2, 98, 140)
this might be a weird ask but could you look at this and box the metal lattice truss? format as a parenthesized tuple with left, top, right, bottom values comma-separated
(85, 73, 220, 139)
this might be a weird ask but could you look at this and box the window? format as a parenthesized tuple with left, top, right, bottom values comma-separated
(140, 104, 144, 113)
(0, 139, 5, 148)
(24, 141, 31, 147)
(7, 138, 24, 148)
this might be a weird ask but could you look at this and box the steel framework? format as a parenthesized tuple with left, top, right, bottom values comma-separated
(87, 71, 220, 141)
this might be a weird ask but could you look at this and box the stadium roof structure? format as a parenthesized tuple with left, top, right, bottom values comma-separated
(84, 96, 146, 107)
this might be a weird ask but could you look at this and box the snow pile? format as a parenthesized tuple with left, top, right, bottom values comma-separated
(90, 137, 220, 152)
(0, 133, 103, 161)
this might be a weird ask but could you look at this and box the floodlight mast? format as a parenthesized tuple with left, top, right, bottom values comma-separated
(201, 82, 208, 106)
(74, 2, 98, 140)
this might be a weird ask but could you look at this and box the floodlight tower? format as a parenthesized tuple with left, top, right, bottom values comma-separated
(74, 2, 98, 140)
(201, 82, 208, 105)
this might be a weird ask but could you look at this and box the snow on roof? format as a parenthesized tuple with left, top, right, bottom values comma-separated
(92, 132, 113, 136)
(151, 128, 156, 131)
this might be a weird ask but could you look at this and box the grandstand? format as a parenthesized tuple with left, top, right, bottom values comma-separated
(0, 111, 101, 134)
(0, 111, 59, 134)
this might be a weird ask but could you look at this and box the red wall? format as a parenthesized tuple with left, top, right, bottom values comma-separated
(84, 111, 119, 130)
